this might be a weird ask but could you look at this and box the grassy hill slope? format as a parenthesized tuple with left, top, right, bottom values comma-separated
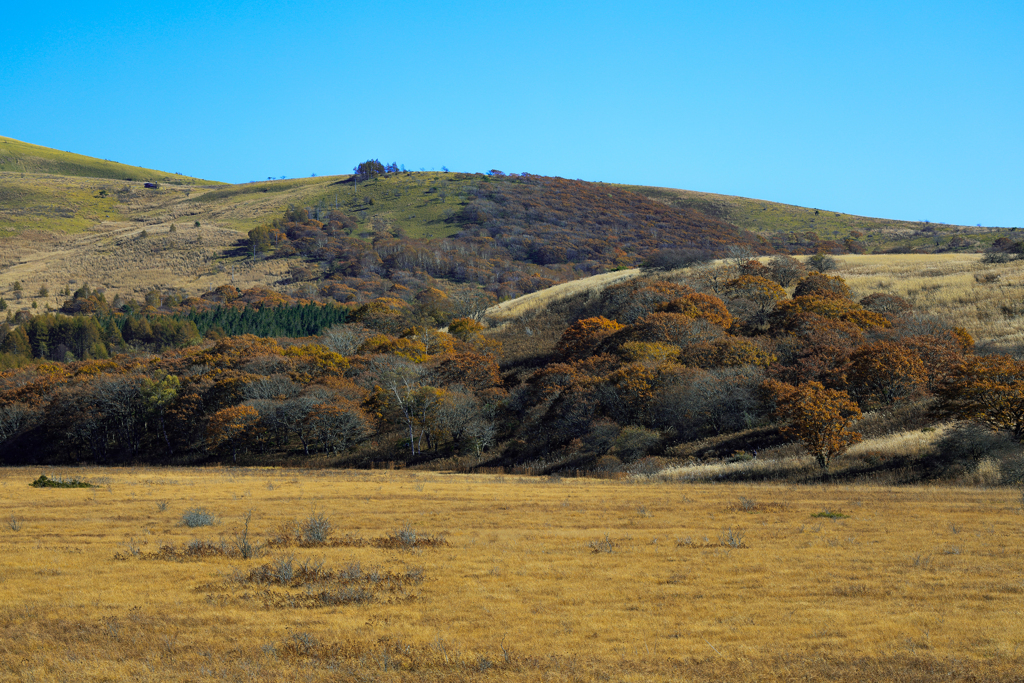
(627, 184, 1015, 253)
(0, 136, 214, 183)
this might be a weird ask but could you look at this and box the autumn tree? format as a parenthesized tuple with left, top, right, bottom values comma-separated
(766, 254, 806, 287)
(773, 296, 890, 332)
(655, 292, 733, 329)
(769, 313, 864, 389)
(793, 271, 851, 299)
(847, 341, 928, 408)
(623, 312, 719, 347)
(597, 280, 694, 324)
(207, 404, 261, 461)
(555, 316, 623, 360)
(764, 379, 862, 472)
(724, 275, 787, 330)
(448, 317, 486, 342)
(306, 400, 369, 456)
(935, 355, 1024, 440)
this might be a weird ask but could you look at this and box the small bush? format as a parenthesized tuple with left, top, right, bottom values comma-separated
(8, 517, 22, 531)
(271, 555, 295, 583)
(718, 527, 745, 547)
(588, 534, 615, 553)
(395, 524, 417, 548)
(299, 509, 332, 545)
(807, 253, 838, 272)
(31, 475, 92, 488)
(811, 509, 849, 519)
(181, 507, 216, 528)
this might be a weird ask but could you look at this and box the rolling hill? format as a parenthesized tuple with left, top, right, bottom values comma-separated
(625, 184, 1014, 254)
(0, 136, 215, 183)
(0, 136, 1018, 316)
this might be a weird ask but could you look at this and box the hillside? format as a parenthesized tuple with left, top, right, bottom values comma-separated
(627, 184, 1014, 254)
(0, 136, 214, 184)
(0, 160, 771, 310)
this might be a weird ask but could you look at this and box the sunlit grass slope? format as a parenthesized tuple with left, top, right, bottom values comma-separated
(184, 170, 476, 237)
(0, 136, 213, 183)
(0, 136, 220, 234)
(1, 467, 1021, 682)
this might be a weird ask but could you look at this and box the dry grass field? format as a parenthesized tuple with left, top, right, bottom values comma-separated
(483, 269, 641, 325)
(2, 467, 1022, 682)
(836, 254, 1024, 352)
(0, 223, 292, 306)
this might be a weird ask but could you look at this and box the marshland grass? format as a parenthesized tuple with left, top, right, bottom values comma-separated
(1, 466, 1022, 681)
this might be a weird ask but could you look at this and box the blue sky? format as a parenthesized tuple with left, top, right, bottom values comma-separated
(2, 1, 1021, 226)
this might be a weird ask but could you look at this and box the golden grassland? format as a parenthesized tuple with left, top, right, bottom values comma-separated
(0, 223, 292, 305)
(483, 269, 641, 324)
(835, 254, 1024, 351)
(1, 467, 1022, 682)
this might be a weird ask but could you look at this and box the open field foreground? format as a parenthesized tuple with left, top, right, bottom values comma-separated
(1, 468, 1022, 681)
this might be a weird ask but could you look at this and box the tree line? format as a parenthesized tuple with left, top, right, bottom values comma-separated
(0, 259, 1019, 483)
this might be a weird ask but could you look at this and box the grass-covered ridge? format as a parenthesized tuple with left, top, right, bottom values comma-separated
(0, 136, 214, 184)
(626, 184, 1016, 253)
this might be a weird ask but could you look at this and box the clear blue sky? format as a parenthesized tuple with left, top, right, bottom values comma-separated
(2, 1, 1021, 226)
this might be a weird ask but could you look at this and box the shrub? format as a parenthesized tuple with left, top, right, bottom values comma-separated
(718, 528, 745, 547)
(30, 475, 92, 488)
(181, 507, 216, 528)
(807, 253, 838, 272)
(232, 510, 260, 559)
(811, 509, 849, 519)
(588, 534, 615, 553)
(299, 509, 332, 545)
(394, 524, 417, 548)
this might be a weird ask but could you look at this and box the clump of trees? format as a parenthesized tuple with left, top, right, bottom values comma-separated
(0, 217, 1012, 481)
(353, 160, 400, 180)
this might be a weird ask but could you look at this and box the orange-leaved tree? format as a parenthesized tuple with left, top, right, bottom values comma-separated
(655, 292, 733, 329)
(206, 404, 261, 460)
(794, 272, 851, 300)
(724, 275, 787, 330)
(847, 340, 928, 408)
(764, 379, 862, 472)
(555, 316, 623, 360)
(935, 355, 1024, 440)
